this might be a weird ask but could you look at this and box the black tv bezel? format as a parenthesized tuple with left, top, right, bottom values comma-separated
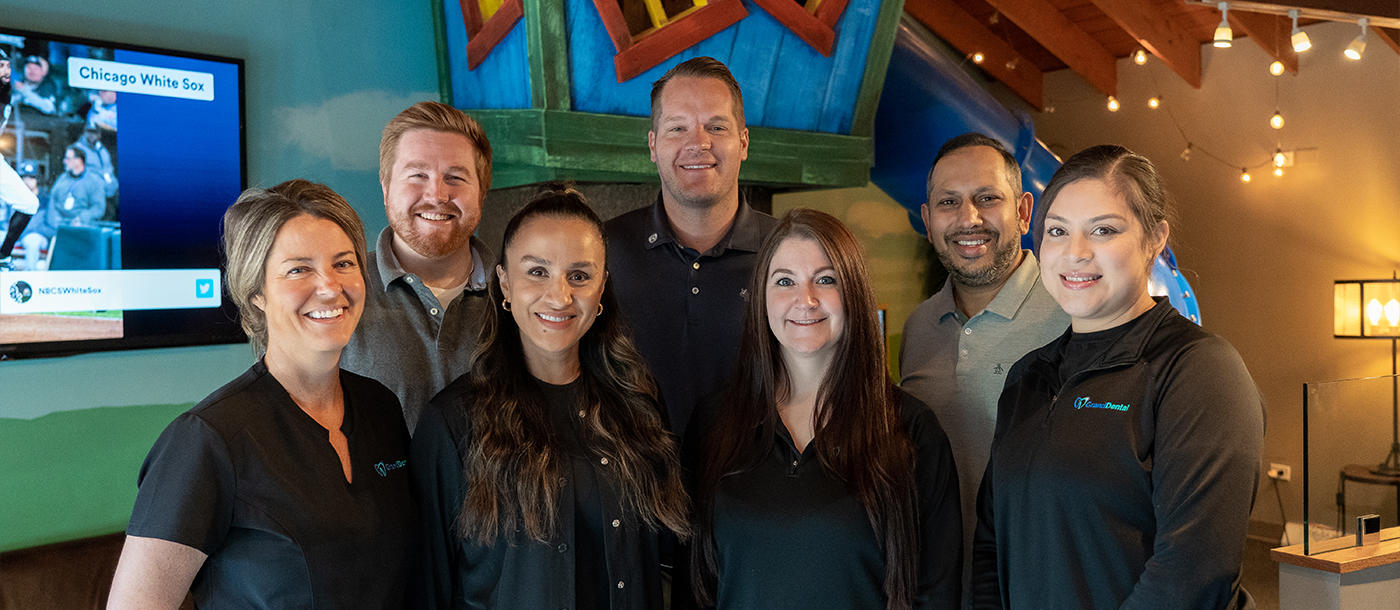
(0, 26, 249, 360)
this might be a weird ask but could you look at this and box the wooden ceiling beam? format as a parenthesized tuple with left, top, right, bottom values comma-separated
(1373, 26, 1400, 56)
(983, 0, 1117, 97)
(1228, 11, 1299, 74)
(1089, 0, 1203, 88)
(904, 0, 1045, 110)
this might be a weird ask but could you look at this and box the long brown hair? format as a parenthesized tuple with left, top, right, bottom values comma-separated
(458, 188, 691, 544)
(692, 208, 918, 609)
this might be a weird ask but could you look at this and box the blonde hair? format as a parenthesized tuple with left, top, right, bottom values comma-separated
(222, 179, 367, 352)
(378, 101, 493, 193)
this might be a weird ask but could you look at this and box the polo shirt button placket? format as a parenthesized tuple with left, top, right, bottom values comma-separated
(612, 519, 621, 528)
(430, 307, 439, 316)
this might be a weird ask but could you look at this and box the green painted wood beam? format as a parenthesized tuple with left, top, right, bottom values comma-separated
(850, 0, 908, 138)
(523, 0, 571, 110)
(431, 0, 454, 105)
(469, 109, 872, 190)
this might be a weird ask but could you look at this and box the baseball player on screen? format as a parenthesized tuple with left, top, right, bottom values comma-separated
(1, 47, 41, 271)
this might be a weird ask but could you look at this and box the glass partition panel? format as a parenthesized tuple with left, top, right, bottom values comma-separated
(1304, 374, 1400, 554)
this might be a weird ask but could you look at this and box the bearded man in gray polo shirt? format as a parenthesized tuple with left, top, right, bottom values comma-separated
(341, 101, 494, 432)
(899, 132, 1069, 608)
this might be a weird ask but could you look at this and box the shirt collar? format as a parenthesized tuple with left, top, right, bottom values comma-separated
(372, 226, 490, 293)
(933, 250, 1043, 323)
(640, 192, 766, 256)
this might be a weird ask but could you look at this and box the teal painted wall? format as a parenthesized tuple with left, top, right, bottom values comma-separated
(0, 0, 441, 551)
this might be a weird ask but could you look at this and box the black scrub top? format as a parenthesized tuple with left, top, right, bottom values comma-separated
(691, 388, 962, 609)
(411, 374, 666, 610)
(126, 360, 414, 609)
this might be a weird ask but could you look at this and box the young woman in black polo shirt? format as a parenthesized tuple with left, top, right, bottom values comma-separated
(109, 180, 414, 609)
(410, 188, 690, 610)
(971, 145, 1264, 609)
(687, 208, 963, 609)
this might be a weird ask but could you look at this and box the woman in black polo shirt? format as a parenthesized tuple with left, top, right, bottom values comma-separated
(686, 208, 962, 609)
(108, 180, 413, 609)
(410, 188, 691, 610)
(971, 145, 1264, 609)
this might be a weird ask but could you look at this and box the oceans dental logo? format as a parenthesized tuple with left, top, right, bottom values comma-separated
(1074, 396, 1130, 412)
(375, 460, 407, 477)
(10, 281, 32, 304)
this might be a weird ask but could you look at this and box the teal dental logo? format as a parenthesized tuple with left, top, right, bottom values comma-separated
(1074, 396, 1130, 411)
(375, 460, 407, 477)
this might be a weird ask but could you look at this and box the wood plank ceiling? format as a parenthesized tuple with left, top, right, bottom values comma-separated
(903, 0, 1400, 111)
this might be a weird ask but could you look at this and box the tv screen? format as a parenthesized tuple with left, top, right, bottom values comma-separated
(1, 27, 246, 359)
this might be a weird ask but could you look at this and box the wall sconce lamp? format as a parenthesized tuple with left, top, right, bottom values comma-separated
(1334, 276, 1400, 475)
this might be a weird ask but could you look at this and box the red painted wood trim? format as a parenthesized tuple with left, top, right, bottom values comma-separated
(612, 0, 748, 82)
(467, 0, 524, 70)
(460, 0, 485, 35)
(751, 0, 837, 55)
(814, 0, 850, 29)
(591, 0, 636, 53)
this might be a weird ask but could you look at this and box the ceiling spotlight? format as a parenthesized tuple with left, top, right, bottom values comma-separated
(1241, 168, 1252, 182)
(1274, 167, 1284, 177)
(972, 52, 985, 64)
(1270, 111, 1284, 129)
(1289, 10, 1311, 53)
(1345, 18, 1368, 60)
(1180, 144, 1192, 161)
(1134, 49, 1148, 65)
(1213, 3, 1232, 48)
(1107, 96, 1120, 112)
(1147, 97, 1160, 109)
(1274, 149, 1287, 167)
(1270, 60, 1285, 76)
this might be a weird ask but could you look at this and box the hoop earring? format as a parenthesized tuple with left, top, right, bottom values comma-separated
(502, 299, 511, 311)
(597, 303, 604, 316)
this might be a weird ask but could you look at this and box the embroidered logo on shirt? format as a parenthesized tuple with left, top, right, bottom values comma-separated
(374, 460, 407, 476)
(992, 363, 1005, 374)
(1074, 397, 1130, 411)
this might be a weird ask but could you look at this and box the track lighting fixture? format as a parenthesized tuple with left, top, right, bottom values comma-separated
(1345, 18, 1368, 60)
(1147, 97, 1160, 109)
(1134, 49, 1147, 65)
(1214, 3, 1233, 48)
(1290, 10, 1311, 53)
(1107, 96, 1120, 111)
(1270, 111, 1284, 130)
(1241, 168, 1251, 182)
(972, 52, 985, 64)
(1274, 149, 1287, 167)
(1270, 61, 1285, 76)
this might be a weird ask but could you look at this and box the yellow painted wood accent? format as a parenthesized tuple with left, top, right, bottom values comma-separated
(480, 0, 505, 20)
(642, 0, 668, 29)
(806, 0, 821, 15)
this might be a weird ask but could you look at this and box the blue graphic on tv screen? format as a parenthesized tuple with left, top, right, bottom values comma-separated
(195, 279, 214, 299)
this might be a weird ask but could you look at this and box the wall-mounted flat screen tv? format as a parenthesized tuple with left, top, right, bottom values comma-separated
(1, 26, 246, 359)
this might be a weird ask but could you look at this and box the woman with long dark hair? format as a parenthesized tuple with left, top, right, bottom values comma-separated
(688, 208, 962, 609)
(410, 188, 691, 609)
(971, 145, 1264, 609)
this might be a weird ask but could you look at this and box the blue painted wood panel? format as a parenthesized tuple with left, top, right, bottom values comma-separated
(445, 0, 531, 109)
(565, 0, 885, 135)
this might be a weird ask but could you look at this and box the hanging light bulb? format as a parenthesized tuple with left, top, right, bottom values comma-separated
(972, 52, 985, 64)
(1107, 96, 1120, 111)
(1368, 298, 1383, 325)
(1241, 168, 1252, 182)
(1289, 10, 1311, 53)
(1147, 97, 1160, 109)
(1270, 111, 1284, 129)
(1274, 149, 1287, 167)
(1134, 49, 1148, 65)
(1274, 167, 1284, 177)
(1270, 61, 1285, 76)
(1345, 18, 1368, 60)
(1213, 3, 1233, 48)
(1386, 299, 1400, 327)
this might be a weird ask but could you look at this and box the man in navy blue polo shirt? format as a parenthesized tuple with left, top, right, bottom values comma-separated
(604, 57, 776, 441)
